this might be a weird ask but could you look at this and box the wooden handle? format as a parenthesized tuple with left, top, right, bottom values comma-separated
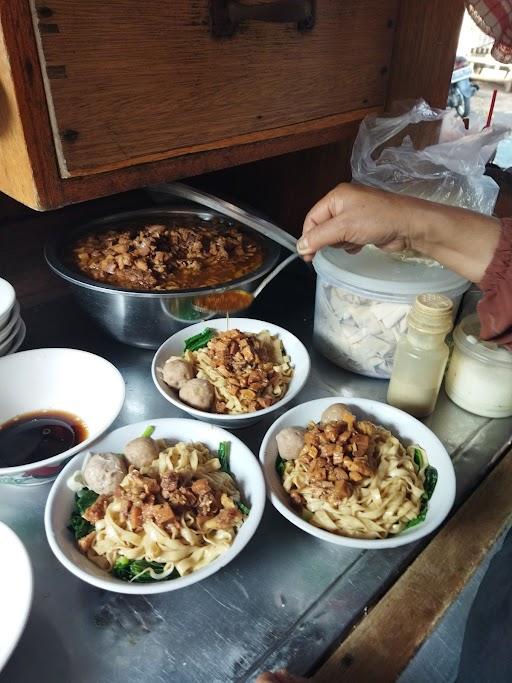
(210, 0, 315, 38)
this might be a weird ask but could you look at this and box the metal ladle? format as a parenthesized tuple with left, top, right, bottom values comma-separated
(194, 252, 298, 314)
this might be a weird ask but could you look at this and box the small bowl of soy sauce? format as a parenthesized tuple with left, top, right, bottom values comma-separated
(0, 349, 125, 485)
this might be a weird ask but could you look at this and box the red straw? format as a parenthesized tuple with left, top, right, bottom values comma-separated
(485, 89, 498, 128)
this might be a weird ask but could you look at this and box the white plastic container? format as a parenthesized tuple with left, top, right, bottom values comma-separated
(312, 246, 469, 378)
(445, 314, 512, 418)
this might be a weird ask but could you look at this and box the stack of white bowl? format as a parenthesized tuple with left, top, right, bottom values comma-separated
(0, 278, 26, 357)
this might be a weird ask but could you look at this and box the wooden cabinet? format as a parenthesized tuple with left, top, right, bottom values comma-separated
(0, 1, 464, 210)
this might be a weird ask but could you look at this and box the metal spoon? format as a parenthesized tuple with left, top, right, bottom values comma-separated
(194, 253, 298, 314)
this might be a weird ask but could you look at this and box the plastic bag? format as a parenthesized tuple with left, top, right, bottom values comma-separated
(351, 99, 509, 215)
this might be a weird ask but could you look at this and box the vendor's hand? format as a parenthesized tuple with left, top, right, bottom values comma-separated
(297, 183, 415, 262)
(297, 182, 501, 285)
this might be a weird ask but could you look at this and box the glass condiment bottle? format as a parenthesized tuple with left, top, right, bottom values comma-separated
(387, 293, 453, 418)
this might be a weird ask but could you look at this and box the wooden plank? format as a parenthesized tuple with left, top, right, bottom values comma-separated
(0, 2, 63, 209)
(32, 0, 397, 175)
(58, 110, 369, 208)
(0, 7, 45, 208)
(386, 0, 465, 109)
(313, 449, 512, 683)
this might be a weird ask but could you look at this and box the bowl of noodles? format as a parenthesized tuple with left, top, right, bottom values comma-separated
(151, 318, 310, 429)
(259, 397, 455, 548)
(44, 418, 265, 594)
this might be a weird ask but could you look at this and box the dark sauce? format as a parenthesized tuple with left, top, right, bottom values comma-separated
(0, 410, 88, 468)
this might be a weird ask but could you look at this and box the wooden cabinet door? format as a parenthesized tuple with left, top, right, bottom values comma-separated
(32, 0, 397, 178)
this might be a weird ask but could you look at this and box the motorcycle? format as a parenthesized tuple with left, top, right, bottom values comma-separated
(447, 56, 479, 118)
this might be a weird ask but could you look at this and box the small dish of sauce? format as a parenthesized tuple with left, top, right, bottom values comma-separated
(0, 410, 88, 468)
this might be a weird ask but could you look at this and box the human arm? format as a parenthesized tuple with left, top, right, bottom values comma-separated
(299, 183, 512, 348)
(297, 183, 501, 284)
(477, 218, 512, 347)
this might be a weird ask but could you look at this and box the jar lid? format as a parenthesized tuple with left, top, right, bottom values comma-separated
(453, 313, 512, 367)
(313, 245, 469, 302)
(408, 293, 453, 334)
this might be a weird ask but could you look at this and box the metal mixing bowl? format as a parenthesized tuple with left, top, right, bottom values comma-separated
(45, 207, 281, 349)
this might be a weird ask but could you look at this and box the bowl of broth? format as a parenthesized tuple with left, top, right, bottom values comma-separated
(0, 348, 125, 485)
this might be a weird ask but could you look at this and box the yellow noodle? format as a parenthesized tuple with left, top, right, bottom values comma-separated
(283, 428, 427, 540)
(89, 441, 244, 580)
(184, 330, 293, 414)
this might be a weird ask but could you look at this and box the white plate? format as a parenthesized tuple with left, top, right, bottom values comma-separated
(152, 318, 311, 429)
(0, 301, 20, 343)
(45, 418, 266, 594)
(0, 279, 15, 328)
(0, 522, 33, 672)
(0, 315, 22, 356)
(4, 318, 26, 355)
(260, 397, 456, 549)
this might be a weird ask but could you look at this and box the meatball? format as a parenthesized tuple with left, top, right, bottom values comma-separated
(179, 378, 215, 411)
(124, 437, 159, 469)
(276, 426, 306, 461)
(82, 452, 127, 496)
(162, 358, 194, 390)
(321, 403, 355, 426)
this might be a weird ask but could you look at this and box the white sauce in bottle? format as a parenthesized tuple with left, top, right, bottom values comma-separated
(387, 294, 453, 418)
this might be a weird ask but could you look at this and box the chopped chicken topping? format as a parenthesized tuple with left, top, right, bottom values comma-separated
(72, 221, 264, 291)
(287, 413, 380, 506)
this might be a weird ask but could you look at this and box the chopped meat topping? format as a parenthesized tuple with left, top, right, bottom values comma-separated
(121, 468, 161, 503)
(77, 531, 96, 553)
(82, 495, 109, 524)
(72, 220, 264, 291)
(204, 507, 242, 530)
(285, 413, 381, 507)
(199, 329, 289, 414)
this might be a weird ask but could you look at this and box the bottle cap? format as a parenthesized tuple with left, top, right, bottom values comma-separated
(407, 293, 454, 335)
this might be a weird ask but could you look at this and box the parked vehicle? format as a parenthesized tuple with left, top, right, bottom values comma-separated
(448, 56, 479, 117)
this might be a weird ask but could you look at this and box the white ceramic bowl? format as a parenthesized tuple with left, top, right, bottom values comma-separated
(0, 348, 125, 485)
(152, 318, 311, 429)
(0, 301, 20, 344)
(260, 397, 456, 549)
(4, 319, 26, 356)
(45, 418, 266, 594)
(0, 279, 15, 328)
(0, 315, 22, 356)
(0, 522, 32, 673)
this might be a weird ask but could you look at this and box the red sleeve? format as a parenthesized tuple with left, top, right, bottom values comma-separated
(477, 218, 512, 349)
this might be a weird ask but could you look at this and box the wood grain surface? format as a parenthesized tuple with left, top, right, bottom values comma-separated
(312, 449, 512, 683)
(32, 0, 397, 175)
(0, 5, 48, 208)
(387, 0, 465, 108)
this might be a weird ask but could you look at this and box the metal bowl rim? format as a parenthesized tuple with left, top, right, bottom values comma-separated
(44, 207, 281, 298)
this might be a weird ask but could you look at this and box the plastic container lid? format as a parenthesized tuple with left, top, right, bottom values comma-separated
(313, 245, 469, 302)
(453, 314, 512, 368)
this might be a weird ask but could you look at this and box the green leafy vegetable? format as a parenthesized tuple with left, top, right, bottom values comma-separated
(68, 487, 99, 539)
(423, 465, 438, 500)
(112, 557, 179, 583)
(76, 488, 99, 515)
(413, 448, 424, 470)
(218, 441, 231, 473)
(141, 425, 156, 438)
(405, 497, 428, 529)
(404, 464, 438, 530)
(236, 500, 250, 515)
(184, 328, 216, 352)
(275, 455, 286, 478)
(68, 512, 95, 540)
